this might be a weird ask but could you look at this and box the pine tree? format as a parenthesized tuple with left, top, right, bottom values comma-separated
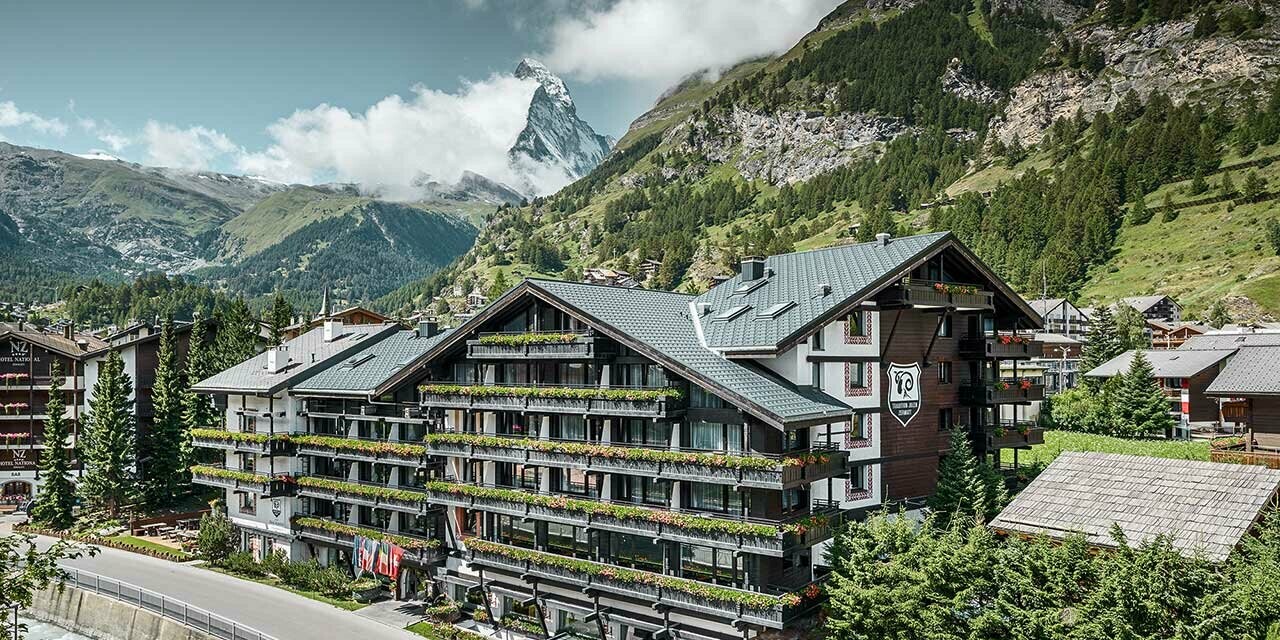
(213, 298, 258, 371)
(1127, 197, 1151, 225)
(487, 271, 510, 300)
(1206, 299, 1232, 328)
(183, 314, 219, 444)
(31, 360, 75, 530)
(140, 315, 187, 507)
(1221, 170, 1237, 197)
(1113, 351, 1176, 436)
(79, 350, 136, 518)
(1244, 169, 1267, 202)
(1190, 170, 1208, 195)
(266, 291, 294, 346)
(928, 427, 988, 526)
(1081, 304, 1122, 388)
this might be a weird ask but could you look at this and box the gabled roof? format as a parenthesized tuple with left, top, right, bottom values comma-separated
(1034, 332, 1080, 345)
(991, 451, 1280, 562)
(1121, 295, 1178, 313)
(0, 323, 106, 359)
(1025, 298, 1067, 316)
(293, 328, 454, 396)
(1180, 333, 1280, 350)
(379, 279, 854, 429)
(1085, 349, 1234, 378)
(1205, 346, 1280, 396)
(691, 231, 1041, 353)
(193, 323, 397, 395)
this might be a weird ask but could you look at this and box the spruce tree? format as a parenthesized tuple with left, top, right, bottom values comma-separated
(213, 298, 258, 371)
(1206, 299, 1232, 328)
(1114, 304, 1149, 350)
(1081, 304, 1122, 388)
(31, 361, 75, 530)
(1190, 170, 1208, 195)
(928, 427, 988, 526)
(140, 315, 187, 507)
(1221, 170, 1236, 197)
(1127, 197, 1151, 225)
(1244, 169, 1267, 202)
(79, 350, 137, 518)
(266, 291, 294, 346)
(1114, 351, 1176, 437)
(183, 315, 219, 450)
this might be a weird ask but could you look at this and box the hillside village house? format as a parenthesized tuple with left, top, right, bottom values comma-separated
(1205, 345, 1280, 467)
(1025, 298, 1090, 340)
(1147, 320, 1208, 349)
(1120, 294, 1181, 323)
(0, 322, 103, 503)
(191, 231, 1045, 640)
(281, 288, 395, 341)
(1085, 349, 1234, 437)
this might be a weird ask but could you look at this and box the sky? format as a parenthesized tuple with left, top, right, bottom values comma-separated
(0, 0, 840, 194)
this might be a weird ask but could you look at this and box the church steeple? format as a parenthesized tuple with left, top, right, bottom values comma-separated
(317, 286, 331, 320)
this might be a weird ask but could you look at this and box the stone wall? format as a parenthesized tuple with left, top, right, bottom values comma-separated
(25, 585, 218, 640)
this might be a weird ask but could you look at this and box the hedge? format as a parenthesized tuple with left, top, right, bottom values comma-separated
(17, 524, 189, 562)
(419, 384, 682, 402)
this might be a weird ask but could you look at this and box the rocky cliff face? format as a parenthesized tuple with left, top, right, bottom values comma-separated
(992, 9, 1280, 145)
(508, 58, 615, 193)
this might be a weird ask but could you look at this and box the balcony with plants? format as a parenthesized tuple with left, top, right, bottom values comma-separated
(291, 516, 443, 565)
(959, 379, 1044, 405)
(423, 481, 839, 556)
(295, 476, 440, 515)
(190, 427, 292, 455)
(959, 333, 1042, 360)
(879, 279, 993, 311)
(292, 434, 431, 466)
(465, 331, 605, 360)
(423, 433, 847, 489)
(464, 538, 822, 629)
(983, 421, 1045, 449)
(419, 383, 686, 418)
(190, 464, 296, 496)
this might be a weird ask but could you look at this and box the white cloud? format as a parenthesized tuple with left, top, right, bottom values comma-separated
(238, 73, 542, 198)
(141, 121, 240, 170)
(0, 101, 68, 136)
(540, 0, 840, 84)
(97, 132, 133, 152)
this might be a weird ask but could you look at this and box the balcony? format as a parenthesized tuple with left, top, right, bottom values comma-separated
(292, 516, 443, 565)
(466, 539, 819, 629)
(465, 332, 604, 360)
(292, 435, 433, 467)
(296, 476, 439, 516)
(419, 384, 686, 419)
(425, 434, 847, 490)
(985, 423, 1045, 450)
(959, 335, 1042, 360)
(425, 483, 840, 556)
(879, 280, 993, 311)
(190, 465, 296, 497)
(190, 428, 292, 456)
(960, 381, 1044, 405)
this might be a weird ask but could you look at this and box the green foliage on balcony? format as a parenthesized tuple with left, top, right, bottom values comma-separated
(425, 481, 803, 537)
(189, 464, 270, 485)
(418, 384, 682, 402)
(297, 476, 427, 505)
(291, 434, 427, 458)
(190, 428, 284, 444)
(467, 539, 815, 610)
(475, 333, 581, 346)
(291, 516, 440, 550)
(424, 433, 778, 471)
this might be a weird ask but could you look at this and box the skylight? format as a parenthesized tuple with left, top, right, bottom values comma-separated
(731, 279, 768, 296)
(757, 302, 795, 319)
(712, 305, 751, 321)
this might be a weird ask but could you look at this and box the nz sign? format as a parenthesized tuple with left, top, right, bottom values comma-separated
(886, 362, 922, 427)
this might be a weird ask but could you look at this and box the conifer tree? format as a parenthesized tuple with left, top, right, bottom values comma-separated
(266, 291, 294, 346)
(31, 360, 75, 530)
(183, 314, 219, 445)
(1113, 351, 1176, 437)
(928, 427, 991, 526)
(140, 315, 187, 507)
(1081, 305, 1122, 388)
(1206, 299, 1232, 328)
(1190, 170, 1208, 195)
(1114, 304, 1149, 350)
(1221, 170, 1236, 197)
(1127, 197, 1151, 225)
(79, 350, 136, 518)
(1244, 169, 1267, 202)
(213, 298, 258, 371)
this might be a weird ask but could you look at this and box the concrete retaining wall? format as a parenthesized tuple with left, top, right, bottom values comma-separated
(26, 585, 217, 640)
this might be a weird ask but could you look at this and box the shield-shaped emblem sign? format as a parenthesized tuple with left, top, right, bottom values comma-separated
(886, 362, 922, 427)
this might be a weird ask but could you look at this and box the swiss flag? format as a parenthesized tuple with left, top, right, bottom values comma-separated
(389, 545, 405, 582)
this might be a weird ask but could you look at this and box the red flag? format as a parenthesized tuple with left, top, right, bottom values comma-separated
(389, 544, 405, 582)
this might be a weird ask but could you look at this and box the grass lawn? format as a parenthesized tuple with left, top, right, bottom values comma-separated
(1001, 430, 1210, 468)
(107, 535, 192, 560)
(406, 621, 488, 640)
(203, 565, 367, 611)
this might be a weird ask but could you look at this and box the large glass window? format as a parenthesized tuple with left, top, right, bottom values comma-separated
(546, 522, 591, 558)
(615, 475, 668, 506)
(680, 544, 740, 585)
(619, 419, 671, 447)
(553, 415, 587, 441)
(683, 421, 743, 453)
(690, 388, 727, 408)
(554, 468, 595, 496)
(496, 514, 536, 548)
(685, 482, 742, 514)
(607, 532, 664, 572)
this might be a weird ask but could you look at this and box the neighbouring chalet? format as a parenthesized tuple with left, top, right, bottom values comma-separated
(1120, 294, 1182, 323)
(281, 290, 396, 341)
(0, 322, 104, 502)
(991, 451, 1280, 562)
(191, 230, 1044, 640)
(1085, 349, 1235, 433)
(1205, 345, 1280, 467)
(1147, 320, 1209, 349)
(1025, 298, 1090, 340)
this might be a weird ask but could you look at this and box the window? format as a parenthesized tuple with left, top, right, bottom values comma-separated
(782, 487, 806, 513)
(555, 468, 594, 496)
(238, 492, 256, 514)
(553, 415, 587, 441)
(938, 408, 953, 432)
(690, 388, 727, 408)
(616, 475, 669, 506)
(686, 482, 743, 513)
(680, 544, 741, 585)
(683, 421, 743, 453)
(609, 533, 664, 571)
(238, 452, 255, 473)
(241, 415, 257, 433)
(846, 363, 867, 391)
(756, 302, 795, 319)
(811, 328, 825, 351)
(849, 465, 868, 491)
(811, 362, 823, 388)
(620, 419, 671, 447)
(496, 514, 537, 548)
(938, 361, 952, 384)
(546, 522, 591, 558)
(846, 312, 865, 337)
(712, 305, 751, 321)
(937, 315, 953, 337)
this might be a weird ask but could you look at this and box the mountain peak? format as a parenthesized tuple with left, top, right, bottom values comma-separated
(514, 58, 572, 109)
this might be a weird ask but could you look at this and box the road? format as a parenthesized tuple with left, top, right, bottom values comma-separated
(5, 518, 420, 640)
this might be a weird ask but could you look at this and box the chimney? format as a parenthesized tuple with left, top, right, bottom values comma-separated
(63, 323, 73, 340)
(875, 232, 892, 246)
(266, 346, 289, 374)
(323, 319, 343, 342)
(817, 284, 831, 297)
(416, 318, 439, 338)
(76, 338, 89, 352)
(741, 257, 765, 282)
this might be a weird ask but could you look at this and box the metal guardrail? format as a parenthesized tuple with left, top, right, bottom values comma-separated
(57, 566, 278, 640)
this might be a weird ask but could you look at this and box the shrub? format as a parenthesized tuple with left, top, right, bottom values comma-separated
(222, 551, 265, 577)
(196, 510, 238, 563)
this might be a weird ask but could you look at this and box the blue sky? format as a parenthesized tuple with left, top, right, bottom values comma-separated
(0, 0, 839, 193)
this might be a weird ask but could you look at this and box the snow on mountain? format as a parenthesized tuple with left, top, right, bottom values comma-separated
(508, 58, 614, 195)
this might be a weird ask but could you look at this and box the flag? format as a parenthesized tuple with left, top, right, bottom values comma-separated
(388, 544, 405, 582)
(376, 541, 391, 576)
(352, 535, 365, 577)
(361, 537, 379, 574)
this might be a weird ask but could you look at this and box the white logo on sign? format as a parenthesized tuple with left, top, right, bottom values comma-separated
(10, 342, 27, 356)
(886, 362, 922, 427)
